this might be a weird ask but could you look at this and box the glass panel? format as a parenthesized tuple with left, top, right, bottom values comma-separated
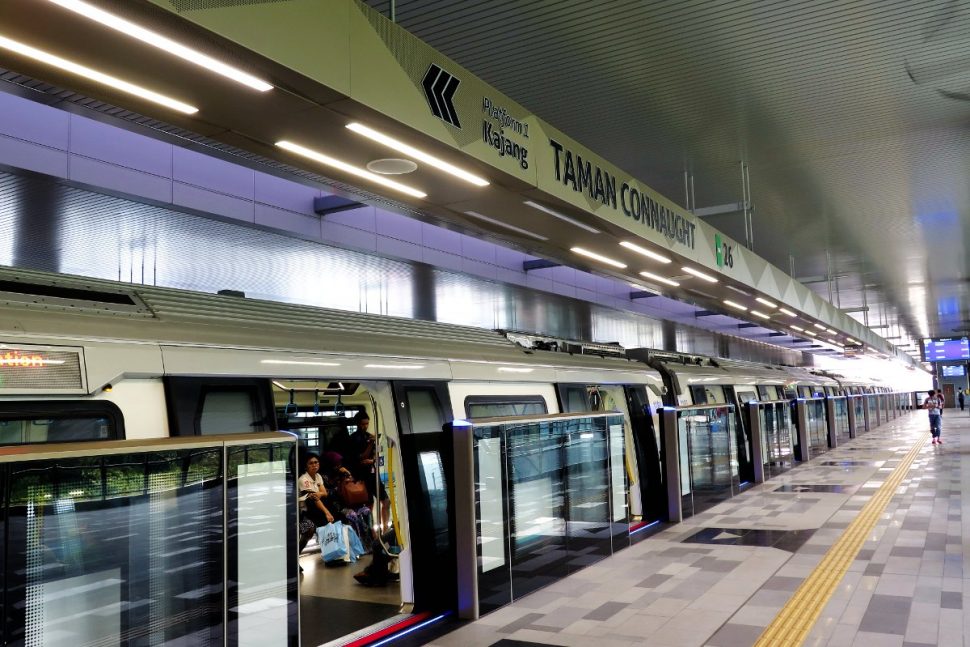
(467, 399, 547, 418)
(677, 406, 738, 518)
(405, 388, 444, 433)
(4, 449, 225, 645)
(0, 416, 114, 445)
(473, 414, 624, 613)
(418, 451, 450, 554)
(201, 390, 256, 435)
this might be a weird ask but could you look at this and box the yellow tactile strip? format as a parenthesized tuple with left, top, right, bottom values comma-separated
(753, 435, 928, 647)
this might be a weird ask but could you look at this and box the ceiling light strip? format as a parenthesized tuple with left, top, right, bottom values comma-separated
(619, 241, 671, 263)
(525, 201, 601, 234)
(49, 0, 273, 91)
(0, 34, 198, 114)
(347, 123, 489, 186)
(681, 266, 718, 283)
(755, 297, 777, 308)
(778, 308, 797, 317)
(750, 310, 771, 320)
(572, 247, 626, 269)
(464, 211, 547, 240)
(724, 300, 747, 311)
(276, 141, 427, 198)
(640, 271, 679, 287)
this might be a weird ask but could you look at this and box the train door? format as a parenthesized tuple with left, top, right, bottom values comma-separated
(392, 381, 457, 613)
(725, 386, 755, 485)
(623, 386, 666, 525)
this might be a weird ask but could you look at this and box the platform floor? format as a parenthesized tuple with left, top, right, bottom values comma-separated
(428, 409, 968, 647)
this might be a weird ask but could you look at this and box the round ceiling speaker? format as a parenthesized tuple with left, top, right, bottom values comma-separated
(366, 158, 418, 175)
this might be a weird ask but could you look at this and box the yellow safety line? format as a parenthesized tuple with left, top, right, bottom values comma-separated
(753, 435, 927, 647)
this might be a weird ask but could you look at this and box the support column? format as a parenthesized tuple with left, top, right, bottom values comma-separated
(13, 187, 61, 273)
(411, 263, 437, 321)
(825, 398, 838, 449)
(847, 398, 857, 439)
(662, 320, 678, 352)
(748, 402, 766, 484)
(863, 397, 871, 432)
(795, 400, 811, 462)
(661, 408, 683, 522)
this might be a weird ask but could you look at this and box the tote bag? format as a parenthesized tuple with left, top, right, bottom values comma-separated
(317, 521, 347, 563)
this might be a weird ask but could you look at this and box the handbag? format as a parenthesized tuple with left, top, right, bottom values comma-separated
(299, 515, 316, 538)
(339, 479, 370, 507)
(317, 521, 347, 563)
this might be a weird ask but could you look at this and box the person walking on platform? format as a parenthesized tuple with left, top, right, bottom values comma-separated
(960, 389, 966, 411)
(924, 389, 944, 444)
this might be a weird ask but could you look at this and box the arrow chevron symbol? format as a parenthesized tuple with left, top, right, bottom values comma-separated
(422, 64, 462, 128)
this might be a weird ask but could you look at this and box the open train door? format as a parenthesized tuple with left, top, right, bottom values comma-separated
(392, 381, 457, 614)
(625, 386, 666, 525)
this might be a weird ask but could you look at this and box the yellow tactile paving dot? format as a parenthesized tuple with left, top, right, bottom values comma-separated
(753, 436, 928, 647)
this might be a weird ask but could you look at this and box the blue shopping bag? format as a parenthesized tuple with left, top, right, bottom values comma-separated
(346, 526, 365, 563)
(317, 521, 347, 563)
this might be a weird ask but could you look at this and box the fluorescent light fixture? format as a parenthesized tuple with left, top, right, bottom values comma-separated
(0, 34, 198, 114)
(49, 0, 273, 91)
(726, 285, 752, 296)
(755, 298, 777, 308)
(724, 300, 747, 311)
(813, 323, 826, 330)
(364, 364, 425, 370)
(525, 201, 601, 234)
(498, 367, 535, 373)
(640, 271, 680, 287)
(846, 338, 858, 344)
(750, 310, 771, 320)
(276, 141, 427, 198)
(261, 359, 341, 367)
(464, 211, 547, 240)
(778, 308, 797, 317)
(572, 247, 627, 269)
(791, 325, 804, 331)
(347, 122, 489, 186)
(804, 330, 817, 336)
(619, 241, 671, 263)
(681, 266, 718, 283)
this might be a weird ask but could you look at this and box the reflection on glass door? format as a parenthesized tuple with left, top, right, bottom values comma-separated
(760, 402, 794, 478)
(678, 407, 739, 518)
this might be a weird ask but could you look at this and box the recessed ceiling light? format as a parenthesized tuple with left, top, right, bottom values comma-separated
(750, 310, 771, 320)
(778, 308, 797, 317)
(814, 323, 826, 330)
(0, 34, 198, 114)
(804, 330, 817, 336)
(724, 300, 747, 311)
(681, 266, 718, 283)
(640, 271, 680, 287)
(525, 201, 601, 234)
(276, 141, 427, 198)
(619, 241, 671, 263)
(366, 158, 418, 175)
(791, 325, 804, 331)
(755, 298, 777, 308)
(49, 0, 274, 91)
(347, 122, 489, 186)
(572, 247, 626, 268)
(365, 364, 425, 370)
(261, 359, 342, 367)
(464, 211, 548, 241)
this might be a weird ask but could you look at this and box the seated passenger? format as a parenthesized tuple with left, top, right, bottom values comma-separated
(321, 451, 374, 552)
(298, 453, 334, 555)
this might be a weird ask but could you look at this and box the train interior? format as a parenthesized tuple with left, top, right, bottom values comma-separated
(272, 380, 407, 646)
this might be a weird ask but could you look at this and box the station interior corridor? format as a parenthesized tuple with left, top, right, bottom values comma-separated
(426, 409, 968, 647)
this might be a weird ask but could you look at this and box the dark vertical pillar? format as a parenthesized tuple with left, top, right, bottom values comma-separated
(13, 187, 61, 273)
(412, 262, 437, 322)
(717, 334, 730, 358)
(662, 320, 677, 352)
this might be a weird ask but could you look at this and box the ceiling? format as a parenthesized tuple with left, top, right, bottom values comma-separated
(365, 0, 970, 353)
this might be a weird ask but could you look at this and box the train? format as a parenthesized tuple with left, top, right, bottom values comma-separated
(0, 266, 921, 645)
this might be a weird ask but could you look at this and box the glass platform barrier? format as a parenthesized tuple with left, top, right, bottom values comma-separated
(793, 398, 828, 461)
(745, 400, 796, 482)
(450, 412, 630, 619)
(0, 432, 298, 646)
(826, 395, 851, 447)
(658, 405, 739, 522)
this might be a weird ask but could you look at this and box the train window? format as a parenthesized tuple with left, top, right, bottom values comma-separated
(736, 390, 758, 403)
(464, 395, 547, 418)
(558, 385, 590, 412)
(691, 385, 726, 404)
(165, 377, 275, 437)
(0, 400, 123, 445)
(404, 387, 446, 433)
(690, 386, 707, 404)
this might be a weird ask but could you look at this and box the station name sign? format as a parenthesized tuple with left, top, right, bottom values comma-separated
(549, 139, 696, 249)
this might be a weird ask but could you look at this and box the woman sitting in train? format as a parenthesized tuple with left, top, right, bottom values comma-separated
(298, 453, 335, 559)
(321, 451, 374, 551)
